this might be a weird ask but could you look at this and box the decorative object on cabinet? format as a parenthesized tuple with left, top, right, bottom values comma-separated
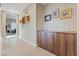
(52, 8, 60, 19)
(60, 8, 72, 19)
(45, 14, 51, 22)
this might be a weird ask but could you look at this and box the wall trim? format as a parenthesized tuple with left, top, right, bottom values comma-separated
(22, 38, 37, 48)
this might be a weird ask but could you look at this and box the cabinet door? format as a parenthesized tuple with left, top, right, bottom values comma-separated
(54, 33, 66, 56)
(66, 33, 76, 56)
(58, 33, 66, 56)
(54, 33, 59, 55)
(37, 31, 42, 47)
(41, 31, 48, 50)
(47, 32, 55, 53)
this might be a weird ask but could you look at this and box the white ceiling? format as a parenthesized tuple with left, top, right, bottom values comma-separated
(1, 3, 32, 14)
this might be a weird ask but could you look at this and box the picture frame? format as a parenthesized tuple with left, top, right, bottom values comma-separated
(52, 8, 60, 19)
(60, 8, 72, 19)
(20, 15, 31, 24)
(45, 14, 51, 21)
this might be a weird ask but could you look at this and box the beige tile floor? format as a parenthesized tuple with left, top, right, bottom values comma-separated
(2, 36, 56, 56)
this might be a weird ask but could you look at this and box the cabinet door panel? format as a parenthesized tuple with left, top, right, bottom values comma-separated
(41, 31, 48, 49)
(54, 33, 59, 55)
(58, 33, 66, 56)
(66, 34, 76, 56)
(47, 32, 54, 52)
(37, 31, 42, 47)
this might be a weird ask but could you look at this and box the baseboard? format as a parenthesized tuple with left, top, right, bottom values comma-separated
(22, 38, 37, 48)
(6, 35, 16, 38)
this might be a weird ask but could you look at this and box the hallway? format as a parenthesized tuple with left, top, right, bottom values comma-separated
(0, 3, 77, 56)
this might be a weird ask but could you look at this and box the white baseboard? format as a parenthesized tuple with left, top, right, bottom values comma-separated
(22, 38, 37, 48)
(6, 35, 16, 38)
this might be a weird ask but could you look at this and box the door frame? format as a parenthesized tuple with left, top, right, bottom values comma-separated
(1, 10, 19, 55)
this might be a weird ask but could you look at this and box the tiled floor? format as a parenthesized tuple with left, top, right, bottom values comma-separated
(2, 36, 56, 56)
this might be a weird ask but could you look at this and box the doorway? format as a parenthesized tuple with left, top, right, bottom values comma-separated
(6, 14, 16, 37)
(1, 11, 19, 56)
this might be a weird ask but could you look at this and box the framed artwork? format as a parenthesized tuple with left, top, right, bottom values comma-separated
(25, 15, 31, 23)
(22, 16, 26, 23)
(52, 9, 60, 19)
(20, 19, 22, 24)
(20, 15, 31, 24)
(45, 14, 51, 21)
(60, 8, 72, 19)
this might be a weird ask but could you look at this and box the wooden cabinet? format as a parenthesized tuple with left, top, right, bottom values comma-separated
(37, 30, 77, 56)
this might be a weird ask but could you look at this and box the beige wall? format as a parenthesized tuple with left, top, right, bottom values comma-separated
(19, 4, 37, 47)
(0, 10, 7, 55)
(36, 3, 77, 32)
(36, 4, 44, 30)
(0, 8, 2, 56)
(77, 4, 79, 56)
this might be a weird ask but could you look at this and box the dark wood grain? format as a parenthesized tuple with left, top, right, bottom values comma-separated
(66, 33, 76, 56)
(37, 30, 77, 56)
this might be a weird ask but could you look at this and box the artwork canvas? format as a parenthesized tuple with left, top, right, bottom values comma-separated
(45, 15, 51, 21)
(60, 8, 72, 19)
(20, 15, 31, 24)
(52, 9, 60, 19)
(25, 15, 31, 23)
